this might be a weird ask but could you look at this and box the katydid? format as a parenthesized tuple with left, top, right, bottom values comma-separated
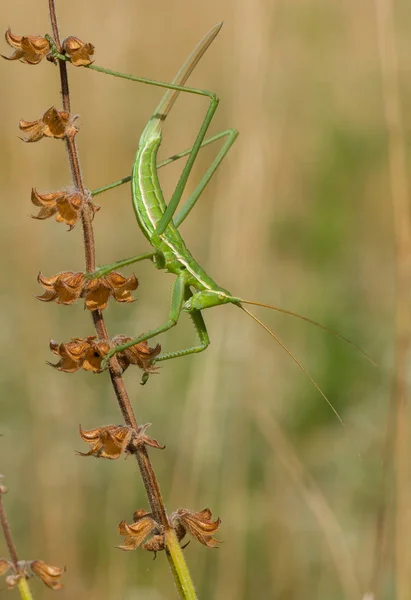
(87, 24, 372, 421)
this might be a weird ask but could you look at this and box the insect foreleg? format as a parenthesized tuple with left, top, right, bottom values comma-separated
(91, 131, 234, 199)
(102, 274, 186, 364)
(86, 251, 158, 280)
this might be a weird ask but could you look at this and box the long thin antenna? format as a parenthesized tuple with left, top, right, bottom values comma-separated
(239, 304, 344, 426)
(239, 298, 376, 366)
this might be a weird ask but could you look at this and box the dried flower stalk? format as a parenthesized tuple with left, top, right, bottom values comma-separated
(0, 478, 64, 597)
(3, 3, 222, 597)
(0, 2, 219, 598)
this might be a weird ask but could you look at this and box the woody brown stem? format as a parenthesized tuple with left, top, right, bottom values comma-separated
(48, 0, 61, 49)
(0, 490, 19, 568)
(48, 0, 168, 529)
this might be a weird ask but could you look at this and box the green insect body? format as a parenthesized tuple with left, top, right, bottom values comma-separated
(133, 123, 233, 304)
(86, 24, 372, 421)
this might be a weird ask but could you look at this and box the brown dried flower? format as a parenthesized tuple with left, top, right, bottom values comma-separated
(31, 188, 99, 230)
(118, 507, 220, 554)
(62, 36, 94, 66)
(172, 508, 221, 548)
(37, 270, 137, 309)
(2, 29, 50, 64)
(48, 336, 110, 373)
(30, 560, 65, 590)
(49, 336, 160, 375)
(118, 510, 160, 551)
(113, 335, 161, 374)
(142, 534, 166, 553)
(0, 559, 64, 590)
(1, 561, 21, 590)
(20, 107, 78, 142)
(78, 423, 164, 459)
(37, 271, 85, 304)
(84, 271, 138, 310)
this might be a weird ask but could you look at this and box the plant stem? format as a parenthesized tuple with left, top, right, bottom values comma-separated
(0, 492, 34, 600)
(47, 1, 197, 596)
(0, 492, 18, 567)
(165, 529, 198, 600)
(17, 577, 34, 600)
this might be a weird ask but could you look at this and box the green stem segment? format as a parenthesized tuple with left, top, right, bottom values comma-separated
(17, 578, 34, 600)
(165, 528, 198, 600)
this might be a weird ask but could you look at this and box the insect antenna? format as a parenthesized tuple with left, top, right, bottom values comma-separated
(238, 298, 376, 366)
(238, 303, 345, 425)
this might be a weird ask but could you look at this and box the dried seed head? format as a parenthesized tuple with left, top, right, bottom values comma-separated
(20, 107, 78, 142)
(142, 534, 165, 554)
(62, 36, 94, 66)
(117, 512, 159, 551)
(113, 335, 161, 374)
(4, 567, 20, 590)
(171, 508, 221, 548)
(0, 559, 64, 590)
(37, 271, 137, 309)
(48, 336, 160, 375)
(78, 423, 164, 459)
(130, 423, 165, 451)
(2, 29, 50, 64)
(3, 562, 31, 589)
(117, 506, 220, 555)
(31, 188, 98, 230)
(30, 560, 65, 590)
(84, 272, 138, 311)
(37, 271, 85, 304)
(78, 424, 132, 459)
(48, 336, 110, 373)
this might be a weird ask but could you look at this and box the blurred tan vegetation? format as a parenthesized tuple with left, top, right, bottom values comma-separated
(1, 0, 410, 598)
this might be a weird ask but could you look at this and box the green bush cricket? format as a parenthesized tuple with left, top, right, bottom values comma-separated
(84, 24, 373, 422)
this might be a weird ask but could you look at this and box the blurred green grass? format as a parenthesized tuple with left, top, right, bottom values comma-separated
(0, 0, 403, 598)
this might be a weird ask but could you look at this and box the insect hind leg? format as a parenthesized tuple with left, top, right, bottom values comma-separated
(173, 128, 239, 228)
(155, 288, 210, 362)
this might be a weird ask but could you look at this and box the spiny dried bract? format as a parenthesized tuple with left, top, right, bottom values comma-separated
(78, 423, 164, 459)
(172, 508, 221, 548)
(37, 271, 138, 310)
(31, 188, 99, 230)
(62, 36, 94, 66)
(0, 559, 64, 590)
(48, 336, 110, 373)
(2, 29, 50, 64)
(113, 335, 161, 374)
(20, 107, 78, 142)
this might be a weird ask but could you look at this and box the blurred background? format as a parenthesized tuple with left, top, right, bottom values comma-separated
(0, 0, 409, 598)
